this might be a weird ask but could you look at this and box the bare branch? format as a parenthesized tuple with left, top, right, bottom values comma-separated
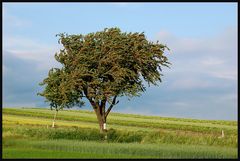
(105, 95, 119, 118)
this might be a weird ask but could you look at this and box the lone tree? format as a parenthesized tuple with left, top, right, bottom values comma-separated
(38, 68, 84, 128)
(39, 27, 171, 133)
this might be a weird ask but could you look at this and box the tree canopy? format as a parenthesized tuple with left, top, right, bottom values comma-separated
(39, 27, 171, 132)
(38, 68, 84, 111)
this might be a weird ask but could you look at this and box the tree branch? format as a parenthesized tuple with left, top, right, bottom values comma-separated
(83, 87, 97, 109)
(100, 97, 107, 117)
(105, 95, 119, 118)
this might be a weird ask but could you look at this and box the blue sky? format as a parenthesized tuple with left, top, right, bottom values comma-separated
(3, 3, 238, 120)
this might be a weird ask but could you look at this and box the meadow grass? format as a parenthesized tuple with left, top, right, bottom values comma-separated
(2, 107, 238, 158)
(11, 107, 237, 126)
(2, 139, 237, 159)
(3, 108, 237, 134)
(4, 107, 236, 126)
(3, 123, 237, 147)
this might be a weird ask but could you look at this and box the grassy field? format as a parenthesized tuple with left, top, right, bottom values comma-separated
(2, 107, 238, 159)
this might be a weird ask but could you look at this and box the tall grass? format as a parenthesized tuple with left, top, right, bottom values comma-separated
(3, 139, 237, 159)
(3, 124, 237, 147)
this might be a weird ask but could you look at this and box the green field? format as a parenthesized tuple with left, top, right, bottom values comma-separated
(2, 107, 238, 159)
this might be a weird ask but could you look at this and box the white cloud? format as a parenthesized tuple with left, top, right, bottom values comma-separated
(208, 70, 237, 80)
(3, 7, 32, 28)
(3, 8, 59, 71)
(3, 36, 58, 60)
(156, 27, 237, 57)
(156, 31, 204, 54)
(3, 36, 62, 71)
(200, 56, 237, 80)
(201, 57, 225, 66)
(156, 27, 237, 91)
(169, 78, 213, 90)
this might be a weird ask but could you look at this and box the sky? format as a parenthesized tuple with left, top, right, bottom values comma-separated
(2, 2, 238, 120)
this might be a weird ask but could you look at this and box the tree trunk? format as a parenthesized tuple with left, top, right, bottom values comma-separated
(99, 118, 106, 134)
(98, 114, 107, 140)
(52, 110, 58, 128)
(94, 108, 107, 133)
(84, 88, 115, 135)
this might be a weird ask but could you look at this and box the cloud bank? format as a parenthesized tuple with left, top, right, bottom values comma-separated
(3, 20, 237, 120)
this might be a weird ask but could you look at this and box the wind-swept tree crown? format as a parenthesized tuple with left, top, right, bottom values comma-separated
(54, 27, 170, 103)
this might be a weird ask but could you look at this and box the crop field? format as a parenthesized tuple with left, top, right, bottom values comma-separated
(2, 107, 238, 159)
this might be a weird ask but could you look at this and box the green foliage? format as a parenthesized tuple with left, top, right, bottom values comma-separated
(38, 68, 84, 111)
(39, 27, 171, 112)
(56, 28, 170, 99)
(38, 27, 171, 132)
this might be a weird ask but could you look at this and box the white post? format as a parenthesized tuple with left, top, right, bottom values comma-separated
(103, 123, 107, 140)
(221, 130, 224, 138)
(52, 110, 58, 128)
(52, 120, 55, 128)
(103, 123, 107, 130)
